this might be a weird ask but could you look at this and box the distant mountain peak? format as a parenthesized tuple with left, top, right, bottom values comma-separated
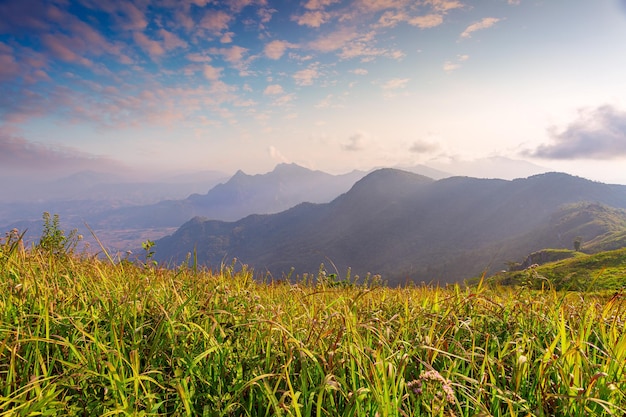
(271, 163, 317, 176)
(354, 167, 433, 186)
(275, 162, 301, 169)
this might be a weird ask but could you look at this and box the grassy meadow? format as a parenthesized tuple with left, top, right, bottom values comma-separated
(1, 222, 626, 416)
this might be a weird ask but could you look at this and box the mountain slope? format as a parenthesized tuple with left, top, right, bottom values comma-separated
(153, 170, 626, 284)
(92, 163, 367, 229)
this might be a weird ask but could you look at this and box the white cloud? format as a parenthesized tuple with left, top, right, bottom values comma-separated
(304, 0, 340, 10)
(268, 145, 289, 163)
(424, 0, 464, 12)
(273, 93, 296, 106)
(443, 61, 460, 72)
(200, 10, 232, 34)
(220, 32, 234, 43)
(210, 45, 250, 72)
(460, 17, 501, 39)
(187, 53, 212, 62)
(264, 84, 284, 95)
(351, 68, 368, 75)
(203, 64, 222, 80)
(308, 28, 358, 53)
(382, 78, 409, 90)
(315, 94, 333, 108)
(264, 40, 296, 59)
(0, 43, 20, 81)
(0, 131, 125, 175)
(292, 10, 330, 27)
(409, 140, 439, 153)
(443, 54, 469, 72)
(408, 14, 444, 29)
(376, 10, 407, 28)
(527, 105, 626, 160)
(293, 67, 320, 86)
(133, 32, 165, 59)
(158, 29, 187, 50)
(342, 131, 368, 151)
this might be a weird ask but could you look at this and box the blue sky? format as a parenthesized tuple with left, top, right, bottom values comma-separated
(2, 0, 626, 183)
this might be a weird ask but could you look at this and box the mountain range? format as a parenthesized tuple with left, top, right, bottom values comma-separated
(1, 164, 367, 250)
(89, 163, 367, 229)
(152, 169, 626, 285)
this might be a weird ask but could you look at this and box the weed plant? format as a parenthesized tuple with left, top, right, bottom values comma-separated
(1, 226, 626, 416)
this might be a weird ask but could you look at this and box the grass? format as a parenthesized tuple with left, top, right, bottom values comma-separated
(1, 229, 626, 416)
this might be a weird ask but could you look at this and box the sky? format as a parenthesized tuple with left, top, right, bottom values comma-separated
(2, 0, 626, 184)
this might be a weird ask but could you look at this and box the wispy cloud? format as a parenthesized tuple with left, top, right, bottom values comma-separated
(382, 78, 409, 90)
(342, 131, 369, 151)
(159, 29, 188, 50)
(268, 145, 290, 163)
(409, 140, 439, 154)
(0, 43, 22, 81)
(409, 14, 444, 29)
(425, 0, 464, 13)
(526, 105, 626, 159)
(272, 93, 296, 106)
(133, 32, 166, 59)
(0, 131, 124, 174)
(308, 28, 359, 53)
(209, 45, 252, 73)
(460, 17, 501, 39)
(304, 0, 341, 10)
(443, 54, 469, 72)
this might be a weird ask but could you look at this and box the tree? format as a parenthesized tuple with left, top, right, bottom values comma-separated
(573, 236, 583, 252)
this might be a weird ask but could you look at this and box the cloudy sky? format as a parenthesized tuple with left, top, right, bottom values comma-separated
(2, 0, 626, 183)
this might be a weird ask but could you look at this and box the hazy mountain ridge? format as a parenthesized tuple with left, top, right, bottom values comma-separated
(88, 163, 368, 230)
(1, 164, 368, 250)
(152, 170, 626, 284)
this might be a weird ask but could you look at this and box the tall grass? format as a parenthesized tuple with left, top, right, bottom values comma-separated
(1, 231, 625, 415)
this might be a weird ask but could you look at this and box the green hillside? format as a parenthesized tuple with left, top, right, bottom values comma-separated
(489, 247, 626, 291)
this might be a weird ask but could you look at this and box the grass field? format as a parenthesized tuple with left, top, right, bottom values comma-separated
(1, 224, 626, 416)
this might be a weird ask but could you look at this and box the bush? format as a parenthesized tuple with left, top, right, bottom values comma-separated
(36, 212, 81, 256)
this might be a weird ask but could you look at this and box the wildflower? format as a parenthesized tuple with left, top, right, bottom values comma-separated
(407, 379, 423, 394)
(407, 368, 457, 411)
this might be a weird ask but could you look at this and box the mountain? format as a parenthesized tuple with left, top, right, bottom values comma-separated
(152, 170, 626, 285)
(91, 163, 368, 228)
(1, 164, 366, 251)
(0, 169, 227, 250)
